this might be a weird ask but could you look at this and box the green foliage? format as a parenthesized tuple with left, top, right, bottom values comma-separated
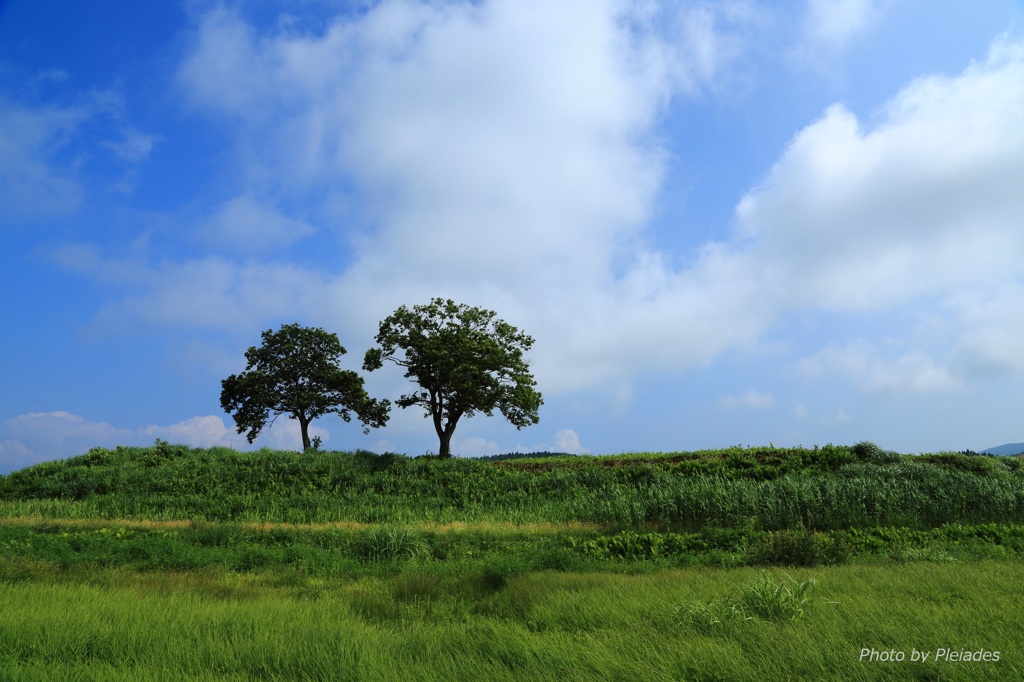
(736, 573, 816, 622)
(917, 452, 1014, 476)
(747, 530, 850, 567)
(3, 514, 1024, 589)
(852, 441, 902, 464)
(572, 530, 708, 561)
(496, 443, 864, 479)
(221, 323, 389, 451)
(364, 298, 542, 457)
(78, 446, 115, 468)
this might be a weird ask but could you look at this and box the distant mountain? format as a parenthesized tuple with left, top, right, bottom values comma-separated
(982, 443, 1024, 456)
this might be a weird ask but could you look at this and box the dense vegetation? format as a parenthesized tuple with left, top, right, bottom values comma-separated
(3, 443, 1023, 680)
(2, 442, 1023, 530)
(3, 442, 1024, 574)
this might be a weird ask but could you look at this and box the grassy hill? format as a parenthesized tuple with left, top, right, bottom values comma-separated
(2, 441, 1023, 530)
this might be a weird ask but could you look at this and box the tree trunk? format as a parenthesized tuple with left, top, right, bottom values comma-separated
(438, 430, 453, 458)
(431, 395, 447, 458)
(430, 387, 462, 456)
(298, 413, 311, 451)
(439, 412, 463, 458)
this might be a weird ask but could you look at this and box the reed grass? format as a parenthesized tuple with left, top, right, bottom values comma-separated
(2, 445, 1022, 530)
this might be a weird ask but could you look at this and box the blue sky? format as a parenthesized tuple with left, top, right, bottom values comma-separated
(2, 0, 1024, 471)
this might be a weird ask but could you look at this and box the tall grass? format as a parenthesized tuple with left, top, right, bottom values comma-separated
(1, 561, 1021, 681)
(2, 445, 1023, 530)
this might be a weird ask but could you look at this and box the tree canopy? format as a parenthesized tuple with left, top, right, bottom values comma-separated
(363, 298, 542, 458)
(221, 323, 389, 451)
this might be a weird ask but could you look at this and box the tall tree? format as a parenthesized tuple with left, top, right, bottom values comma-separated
(221, 323, 389, 451)
(364, 298, 542, 458)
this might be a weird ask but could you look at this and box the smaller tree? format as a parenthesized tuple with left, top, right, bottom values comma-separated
(364, 298, 542, 458)
(221, 323, 389, 451)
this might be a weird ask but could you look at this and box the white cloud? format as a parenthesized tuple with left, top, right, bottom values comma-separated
(0, 439, 45, 472)
(204, 194, 316, 252)
(139, 415, 236, 448)
(101, 127, 159, 163)
(720, 389, 775, 409)
(446, 428, 590, 457)
(2, 412, 132, 470)
(452, 437, 501, 458)
(48, 244, 335, 336)
(505, 428, 591, 455)
(735, 39, 1024, 310)
(60, 8, 1024, 406)
(947, 283, 1024, 376)
(6, 411, 132, 456)
(369, 439, 398, 454)
(165, 0, 763, 391)
(800, 0, 881, 52)
(550, 428, 590, 455)
(659, 1, 758, 94)
(143, 413, 331, 452)
(799, 340, 958, 394)
(729, 36, 1024, 386)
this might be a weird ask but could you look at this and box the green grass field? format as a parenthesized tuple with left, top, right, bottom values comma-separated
(1, 444, 1022, 680)
(2, 561, 1020, 681)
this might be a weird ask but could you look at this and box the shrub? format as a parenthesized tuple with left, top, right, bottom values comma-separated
(737, 573, 816, 623)
(185, 521, 242, 548)
(478, 555, 525, 592)
(572, 531, 700, 561)
(675, 573, 816, 634)
(748, 530, 849, 567)
(532, 546, 576, 571)
(853, 441, 901, 465)
(77, 448, 114, 468)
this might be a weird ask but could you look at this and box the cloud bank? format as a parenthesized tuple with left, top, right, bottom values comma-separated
(160, 5, 1021, 399)
(41, 2, 1024, 409)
